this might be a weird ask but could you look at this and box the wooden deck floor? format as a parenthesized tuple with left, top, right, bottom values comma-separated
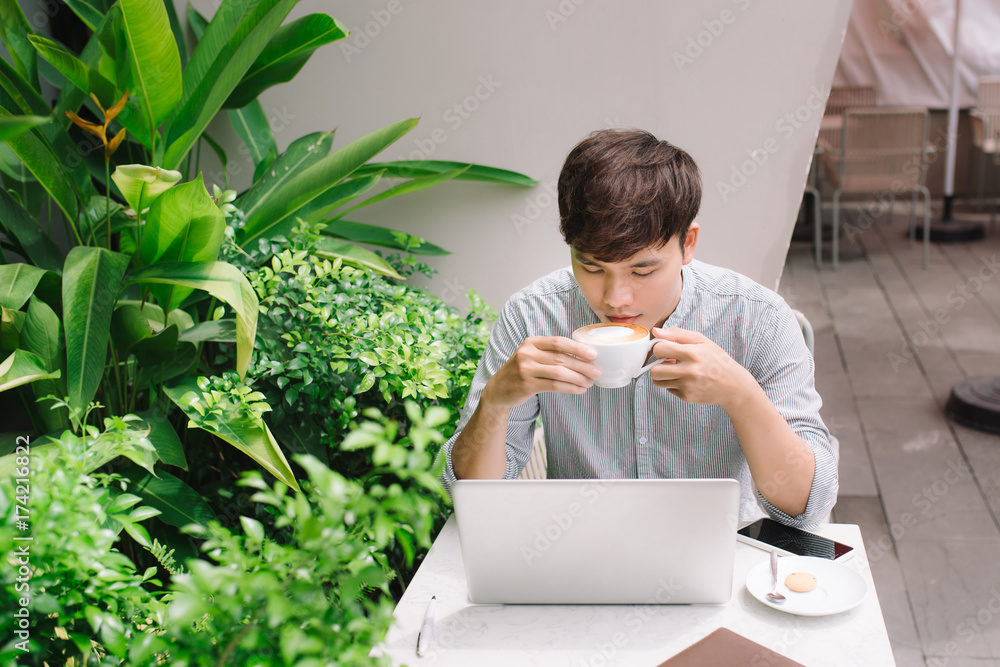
(777, 204, 1000, 667)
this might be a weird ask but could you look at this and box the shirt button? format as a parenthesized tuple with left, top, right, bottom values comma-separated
(639, 437, 647, 445)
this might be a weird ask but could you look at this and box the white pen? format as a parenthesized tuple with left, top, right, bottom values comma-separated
(415, 595, 437, 657)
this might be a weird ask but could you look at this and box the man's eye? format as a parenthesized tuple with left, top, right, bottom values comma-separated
(633, 271, 653, 278)
(584, 266, 603, 274)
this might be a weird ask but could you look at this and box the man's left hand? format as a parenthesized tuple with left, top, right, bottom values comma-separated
(648, 327, 754, 407)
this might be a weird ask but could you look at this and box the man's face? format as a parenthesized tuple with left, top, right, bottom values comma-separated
(570, 224, 699, 331)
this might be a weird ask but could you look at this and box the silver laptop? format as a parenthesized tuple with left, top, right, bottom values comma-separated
(451, 478, 740, 604)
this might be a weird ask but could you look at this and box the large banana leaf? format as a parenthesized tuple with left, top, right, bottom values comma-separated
(137, 174, 226, 312)
(139, 175, 225, 268)
(0, 0, 39, 90)
(227, 100, 277, 177)
(240, 117, 418, 247)
(0, 349, 60, 393)
(224, 13, 346, 109)
(186, 3, 209, 42)
(119, 464, 214, 528)
(165, 378, 299, 491)
(62, 0, 105, 31)
(0, 306, 24, 357)
(330, 166, 470, 221)
(52, 6, 123, 132)
(27, 35, 117, 103)
(110, 303, 153, 357)
(126, 261, 257, 379)
(63, 247, 129, 413)
(162, 0, 299, 170)
(0, 57, 93, 223)
(0, 114, 50, 142)
(0, 110, 79, 225)
(354, 160, 538, 186)
(0, 264, 49, 310)
(19, 296, 68, 431)
(235, 130, 333, 222)
(136, 407, 187, 469)
(117, 0, 182, 142)
(322, 220, 449, 256)
(292, 173, 382, 226)
(161, 0, 188, 69)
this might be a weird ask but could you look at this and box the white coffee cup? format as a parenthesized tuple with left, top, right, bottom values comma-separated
(572, 323, 664, 389)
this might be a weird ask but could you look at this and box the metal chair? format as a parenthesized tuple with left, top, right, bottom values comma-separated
(970, 77, 1000, 215)
(818, 85, 877, 153)
(831, 107, 932, 269)
(518, 423, 548, 479)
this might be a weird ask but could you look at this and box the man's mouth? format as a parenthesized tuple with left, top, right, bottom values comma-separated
(607, 315, 639, 324)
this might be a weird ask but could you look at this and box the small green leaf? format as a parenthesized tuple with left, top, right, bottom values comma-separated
(240, 515, 264, 543)
(0, 349, 60, 393)
(0, 264, 48, 310)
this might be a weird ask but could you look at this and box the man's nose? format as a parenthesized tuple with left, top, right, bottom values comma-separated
(604, 277, 632, 309)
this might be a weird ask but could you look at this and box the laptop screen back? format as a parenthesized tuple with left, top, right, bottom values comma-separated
(452, 478, 741, 604)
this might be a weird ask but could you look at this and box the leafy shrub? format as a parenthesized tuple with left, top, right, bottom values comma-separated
(228, 221, 494, 478)
(136, 404, 448, 666)
(0, 419, 165, 666)
(2, 405, 447, 666)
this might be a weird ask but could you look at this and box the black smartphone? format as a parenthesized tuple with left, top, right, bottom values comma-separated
(736, 518, 855, 561)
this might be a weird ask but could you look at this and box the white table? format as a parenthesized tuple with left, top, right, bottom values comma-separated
(377, 517, 896, 666)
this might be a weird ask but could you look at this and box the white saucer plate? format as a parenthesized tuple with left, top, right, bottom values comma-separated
(746, 555, 868, 616)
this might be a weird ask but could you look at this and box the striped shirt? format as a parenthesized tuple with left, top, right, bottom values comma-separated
(441, 259, 838, 527)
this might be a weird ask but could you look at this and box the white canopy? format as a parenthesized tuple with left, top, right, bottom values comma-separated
(835, 0, 1000, 107)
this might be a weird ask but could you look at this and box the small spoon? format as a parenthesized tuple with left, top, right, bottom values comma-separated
(766, 549, 786, 603)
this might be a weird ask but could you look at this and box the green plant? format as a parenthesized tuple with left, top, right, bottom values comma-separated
(139, 405, 448, 666)
(0, 420, 166, 666)
(237, 219, 493, 478)
(1, 404, 448, 666)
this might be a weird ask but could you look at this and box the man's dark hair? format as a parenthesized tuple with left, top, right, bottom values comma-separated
(557, 129, 702, 262)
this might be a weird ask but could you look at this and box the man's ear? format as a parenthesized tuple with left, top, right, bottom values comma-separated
(682, 222, 699, 264)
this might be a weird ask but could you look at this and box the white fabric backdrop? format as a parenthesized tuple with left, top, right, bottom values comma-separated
(835, 0, 1000, 107)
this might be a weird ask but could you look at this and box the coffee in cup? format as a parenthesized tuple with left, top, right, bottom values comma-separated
(572, 322, 648, 344)
(572, 323, 664, 389)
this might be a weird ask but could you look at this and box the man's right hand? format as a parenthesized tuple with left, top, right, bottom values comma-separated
(482, 336, 601, 409)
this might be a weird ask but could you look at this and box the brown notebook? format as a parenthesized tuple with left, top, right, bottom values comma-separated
(656, 627, 807, 666)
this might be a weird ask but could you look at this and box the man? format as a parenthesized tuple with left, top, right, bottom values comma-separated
(442, 129, 837, 527)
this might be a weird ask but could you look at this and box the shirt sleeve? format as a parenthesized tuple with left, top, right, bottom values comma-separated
(746, 302, 839, 528)
(439, 298, 541, 493)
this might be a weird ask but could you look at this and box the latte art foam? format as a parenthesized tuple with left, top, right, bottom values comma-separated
(573, 322, 648, 344)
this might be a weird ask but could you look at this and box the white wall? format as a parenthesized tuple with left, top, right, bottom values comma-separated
(196, 0, 852, 309)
